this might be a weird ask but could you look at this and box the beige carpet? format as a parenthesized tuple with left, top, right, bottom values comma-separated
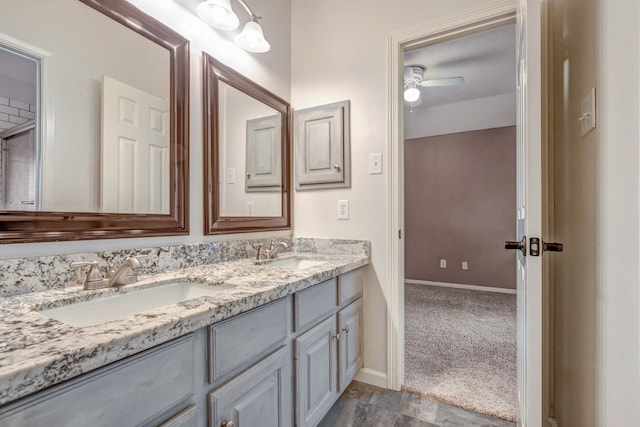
(404, 283, 517, 421)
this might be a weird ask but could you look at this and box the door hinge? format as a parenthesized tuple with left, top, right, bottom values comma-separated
(399, 229, 402, 239)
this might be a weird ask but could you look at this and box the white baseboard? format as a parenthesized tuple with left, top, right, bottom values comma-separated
(405, 279, 517, 294)
(354, 367, 388, 389)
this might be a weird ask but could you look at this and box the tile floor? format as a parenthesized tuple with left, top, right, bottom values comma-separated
(318, 381, 516, 427)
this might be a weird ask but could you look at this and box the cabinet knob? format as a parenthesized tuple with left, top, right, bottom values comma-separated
(333, 163, 341, 171)
(342, 326, 350, 333)
(332, 333, 340, 341)
(246, 173, 251, 179)
(221, 420, 234, 427)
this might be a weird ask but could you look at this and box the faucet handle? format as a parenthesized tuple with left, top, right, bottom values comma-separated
(69, 261, 107, 288)
(252, 242, 266, 260)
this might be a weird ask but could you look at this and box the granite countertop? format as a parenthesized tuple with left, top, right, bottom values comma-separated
(0, 252, 369, 406)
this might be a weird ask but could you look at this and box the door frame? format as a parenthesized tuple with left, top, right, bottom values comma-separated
(385, 0, 518, 391)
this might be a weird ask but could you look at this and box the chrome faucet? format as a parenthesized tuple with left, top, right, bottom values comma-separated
(266, 240, 289, 259)
(70, 256, 145, 290)
(252, 240, 290, 260)
(108, 256, 143, 286)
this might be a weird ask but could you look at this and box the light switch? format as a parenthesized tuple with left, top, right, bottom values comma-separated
(337, 200, 350, 220)
(247, 201, 254, 215)
(226, 168, 236, 184)
(580, 87, 596, 137)
(369, 153, 383, 174)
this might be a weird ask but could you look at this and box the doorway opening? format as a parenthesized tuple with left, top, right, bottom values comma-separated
(402, 24, 518, 422)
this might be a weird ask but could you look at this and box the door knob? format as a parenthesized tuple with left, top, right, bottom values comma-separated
(504, 236, 526, 256)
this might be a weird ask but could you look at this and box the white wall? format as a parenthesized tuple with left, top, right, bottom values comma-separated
(291, 0, 500, 382)
(0, 0, 292, 259)
(596, 0, 640, 424)
(404, 92, 516, 139)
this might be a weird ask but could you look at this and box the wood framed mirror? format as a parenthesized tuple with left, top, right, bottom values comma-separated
(203, 53, 291, 234)
(0, 0, 189, 243)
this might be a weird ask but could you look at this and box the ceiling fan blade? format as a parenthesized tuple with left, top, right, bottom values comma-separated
(419, 77, 465, 87)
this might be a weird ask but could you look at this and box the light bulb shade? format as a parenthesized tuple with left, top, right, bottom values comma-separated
(197, 0, 239, 31)
(404, 86, 420, 103)
(234, 20, 271, 53)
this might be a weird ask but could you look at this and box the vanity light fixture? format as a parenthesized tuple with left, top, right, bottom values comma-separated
(197, 0, 271, 53)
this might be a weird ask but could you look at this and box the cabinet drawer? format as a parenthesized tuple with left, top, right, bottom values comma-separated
(0, 335, 195, 427)
(294, 278, 337, 331)
(338, 268, 363, 306)
(209, 297, 290, 384)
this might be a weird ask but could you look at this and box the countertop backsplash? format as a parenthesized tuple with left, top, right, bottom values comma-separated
(0, 237, 370, 298)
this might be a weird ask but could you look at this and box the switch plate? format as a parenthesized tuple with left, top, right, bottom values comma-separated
(440, 259, 447, 268)
(580, 87, 596, 137)
(337, 200, 350, 220)
(369, 153, 383, 174)
(462, 261, 468, 270)
(226, 168, 236, 184)
(247, 201, 254, 215)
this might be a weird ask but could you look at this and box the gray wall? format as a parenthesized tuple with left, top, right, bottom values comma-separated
(404, 126, 516, 289)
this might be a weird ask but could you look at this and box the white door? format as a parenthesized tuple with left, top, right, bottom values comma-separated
(514, 0, 543, 425)
(101, 75, 169, 214)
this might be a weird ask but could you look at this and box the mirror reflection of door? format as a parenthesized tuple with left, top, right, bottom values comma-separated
(0, 44, 40, 211)
(101, 76, 170, 214)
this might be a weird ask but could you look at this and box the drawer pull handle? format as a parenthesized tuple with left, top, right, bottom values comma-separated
(221, 420, 234, 427)
(342, 326, 350, 333)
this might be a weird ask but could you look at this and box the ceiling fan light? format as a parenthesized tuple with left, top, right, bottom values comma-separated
(235, 20, 271, 53)
(404, 86, 420, 103)
(197, 0, 239, 31)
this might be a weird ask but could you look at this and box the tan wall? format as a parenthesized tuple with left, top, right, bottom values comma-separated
(550, 0, 597, 424)
(404, 127, 516, 289)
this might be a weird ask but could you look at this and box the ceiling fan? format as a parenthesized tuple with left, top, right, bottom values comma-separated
(403, 65, 464, 103)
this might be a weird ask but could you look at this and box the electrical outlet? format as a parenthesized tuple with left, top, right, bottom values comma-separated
(462, 261, 468, 270)
(337, 200, 350, 220)
(247, 201, 254, 215)
(440, 259, 447, 268)
(226, 168, 236, 184)
(369, 153, 383, 174)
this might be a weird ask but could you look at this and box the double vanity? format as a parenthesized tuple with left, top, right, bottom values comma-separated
(0, 240, 369, 426)
(0, 1, 366, 426)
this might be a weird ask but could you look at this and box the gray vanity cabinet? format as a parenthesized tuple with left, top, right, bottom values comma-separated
(208, 346, 292, 427)
(0, 334, 197, 427)
(294, 269, 364, 427)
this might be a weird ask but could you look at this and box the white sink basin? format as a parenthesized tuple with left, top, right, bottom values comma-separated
(263, 257, 327, 270)
(39, 282, 232, 327)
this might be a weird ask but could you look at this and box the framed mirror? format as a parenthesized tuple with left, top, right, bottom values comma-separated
(203, 53, 291, 234)
(0, 0, 189, 243)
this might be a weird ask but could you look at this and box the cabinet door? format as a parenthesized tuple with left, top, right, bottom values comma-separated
(294, 100, 350, 190)
(209, 346, 292, 427)
(295, 316, 338, 427)
(338, 298, 363, 392)
(245, 113, 282, 191)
